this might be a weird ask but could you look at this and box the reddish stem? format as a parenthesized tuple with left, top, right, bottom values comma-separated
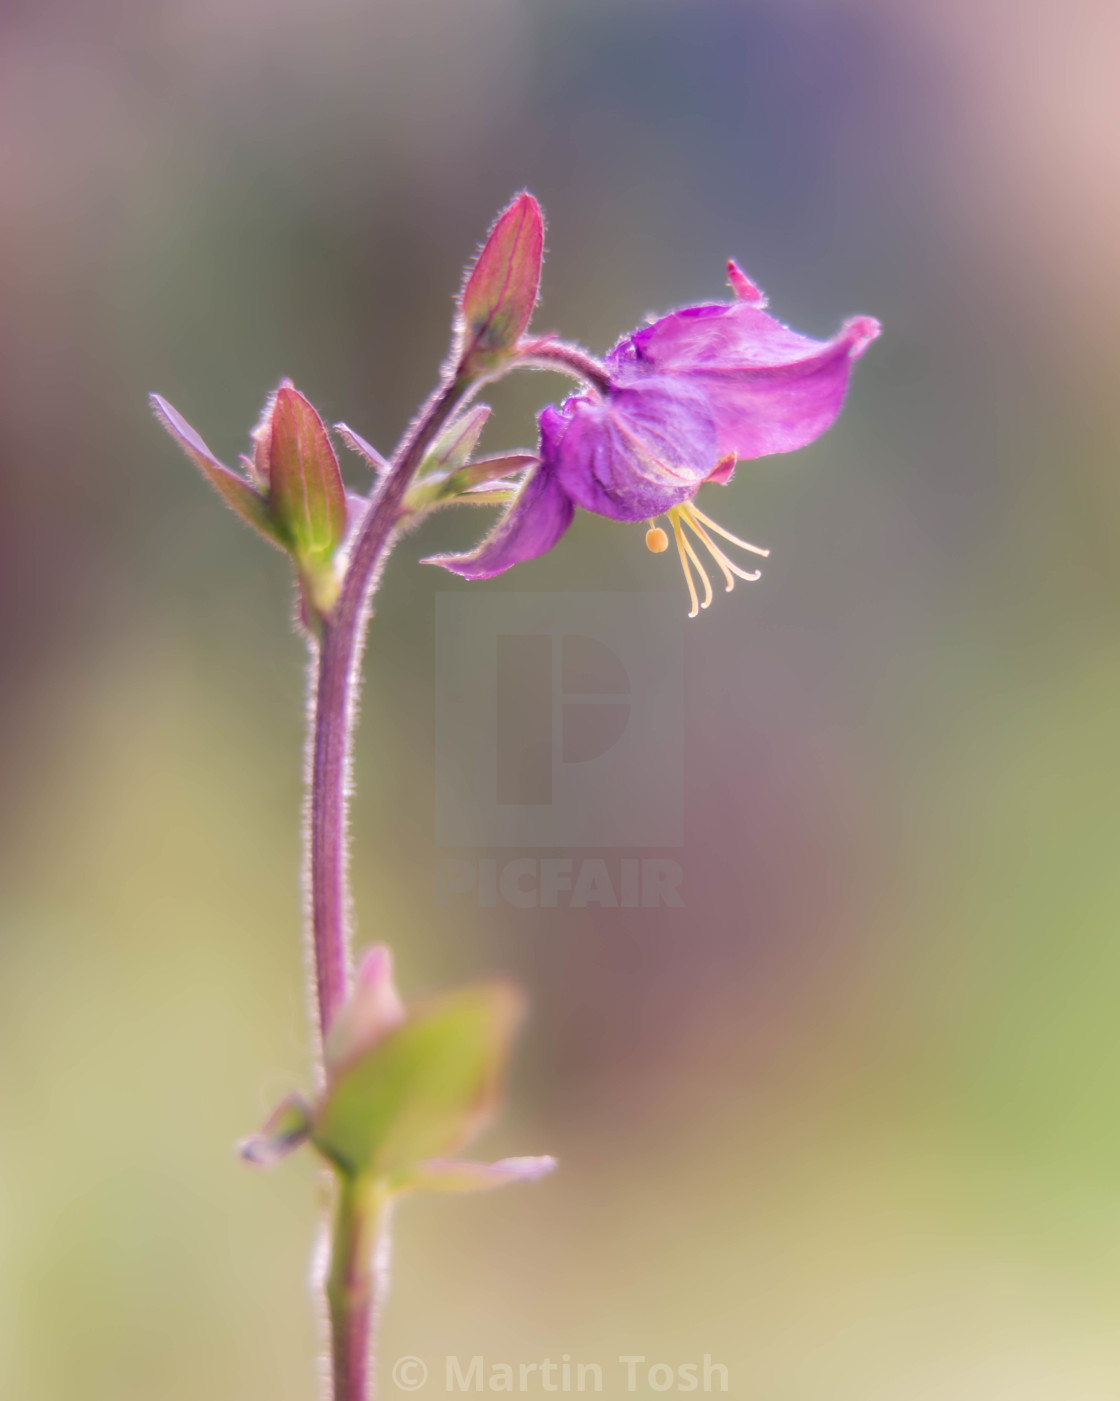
(308, 373, 470, 1046)
(516, 336, 611, 392)
(308, 342, 603, 1400)
(307, 372, 472, 1401)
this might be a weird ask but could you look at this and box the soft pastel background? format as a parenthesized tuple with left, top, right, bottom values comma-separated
(2, 0, 1120, 1396)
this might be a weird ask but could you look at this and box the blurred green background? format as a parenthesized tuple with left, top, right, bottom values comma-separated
(3, 0, 1120, 1396)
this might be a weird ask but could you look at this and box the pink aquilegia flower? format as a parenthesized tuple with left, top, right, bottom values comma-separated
(426, 262, 879, 616)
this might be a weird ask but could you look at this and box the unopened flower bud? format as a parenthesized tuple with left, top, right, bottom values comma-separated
(457, 193, 544, 377)
(265, 385, 348, 596)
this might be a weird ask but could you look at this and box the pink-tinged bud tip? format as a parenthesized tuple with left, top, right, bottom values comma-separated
(726, 259, 768, 306)
(459, 192, 545, 372)
(324, 943, 407, 1076)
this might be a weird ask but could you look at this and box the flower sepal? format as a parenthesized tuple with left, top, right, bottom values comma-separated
(238, 1092, 313, 1168)
(404, 453, 537, 515)
(235, 947, 554, 1201)
(151, 382, 350, 625)
(390, 1155, 556, 1196)
(150, 394, 286, 548)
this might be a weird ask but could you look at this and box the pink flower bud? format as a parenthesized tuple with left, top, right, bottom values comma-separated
(458, 192, 545, 375)
(265, 385, 348, 570)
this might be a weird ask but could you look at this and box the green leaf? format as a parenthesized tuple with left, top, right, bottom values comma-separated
(404, 453, 535, 515)
(441, 453, 536, 497)
(419, 405, 492, 477)
(311, 981, 524, 1179)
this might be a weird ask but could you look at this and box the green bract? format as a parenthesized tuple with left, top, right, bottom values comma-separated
(311, 981, 524, 1180)
(150, 381, 349, 621)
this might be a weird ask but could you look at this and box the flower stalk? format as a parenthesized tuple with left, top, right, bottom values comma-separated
(308, 371, 478, 1401)
(326, 1175, 390, 1401)
(307, 372, 475, 1051)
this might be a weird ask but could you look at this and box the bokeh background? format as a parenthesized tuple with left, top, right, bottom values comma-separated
(3, 0, 1120, 1396)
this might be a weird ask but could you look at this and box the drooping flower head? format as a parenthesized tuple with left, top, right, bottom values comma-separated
(427, 262, 880, 616)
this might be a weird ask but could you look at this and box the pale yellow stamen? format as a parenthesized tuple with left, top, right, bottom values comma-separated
(687, 503, 769, 557)
(679, 526, 713, 611)
(680, 511, 737, 591)
(680, 507, 761, 588)
(652, 500, 769, 617)
(668, 511, 701, 618)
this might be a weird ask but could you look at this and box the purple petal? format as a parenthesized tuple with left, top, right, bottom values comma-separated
(405, 1155, 557, 1194)
(541, 378, 717, 522)
(613, 303, 880, 461)
(423, 460, 574, 579)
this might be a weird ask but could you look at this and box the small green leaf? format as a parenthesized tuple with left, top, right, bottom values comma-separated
(267, 385, 348, 568)
(150, 394, 286, 548)
(441, 453, 537, 498)
(311, 981, 524, 1179)
(419, 405, 492, 477)
(404, 453, 535, 515)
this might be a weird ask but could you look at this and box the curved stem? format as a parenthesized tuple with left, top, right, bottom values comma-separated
(307, 370, 473, 1401)
(308, 373, 472, 1049)
(308, 345, 602, 1399)
(516, 337, 611, 393)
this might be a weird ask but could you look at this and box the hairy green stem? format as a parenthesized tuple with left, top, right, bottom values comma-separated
(326, 1175, 389, 1401)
